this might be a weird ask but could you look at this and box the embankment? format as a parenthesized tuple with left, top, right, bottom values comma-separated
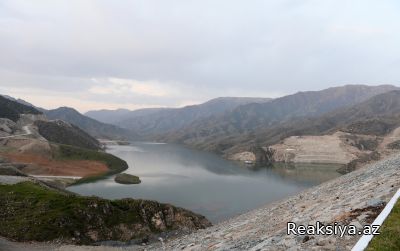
(142, 154, 400, 250)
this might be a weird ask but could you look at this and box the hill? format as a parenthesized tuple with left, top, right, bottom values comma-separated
(44, 107, 135, 140)
(263, 89, 400, 144)
(34, 120, 101, 150)
(0, 95, 42, 122)
(206, 90, 400, 162)
(157, 85, 399, 153)
(96, 97, 272, 137)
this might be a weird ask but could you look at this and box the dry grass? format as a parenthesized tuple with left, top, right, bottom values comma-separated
(0, 152, 108, 177)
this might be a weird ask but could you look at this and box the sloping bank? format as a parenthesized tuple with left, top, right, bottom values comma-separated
(53, 144, 128, 184)
(0, 179, 211, 245)
(140, 154, 400, 251)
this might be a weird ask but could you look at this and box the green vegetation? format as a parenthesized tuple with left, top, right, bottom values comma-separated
(115, 173, 141, 184)
(52, 144, 128, 183)
(367, 199, 400, 251)
(0, 182, 210, 244)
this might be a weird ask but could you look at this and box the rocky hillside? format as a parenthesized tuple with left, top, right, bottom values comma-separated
(34, 120, 101, 150)
(0, 180, 211, 245)
(45, 107, 135, 140)
(0, 95, 42, 122)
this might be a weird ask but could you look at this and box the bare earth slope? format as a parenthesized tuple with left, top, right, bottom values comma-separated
(269, 132, 360, 164)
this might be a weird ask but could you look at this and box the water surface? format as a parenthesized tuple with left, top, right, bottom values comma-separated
(68, 143, 342, 223)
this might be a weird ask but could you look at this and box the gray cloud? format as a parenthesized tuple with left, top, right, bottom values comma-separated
(1, 0, 399, 112)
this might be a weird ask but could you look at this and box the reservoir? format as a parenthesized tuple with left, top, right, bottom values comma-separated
(68, 143, 342, 223)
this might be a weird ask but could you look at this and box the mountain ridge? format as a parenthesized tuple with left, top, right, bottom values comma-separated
(45, 107, 136, 140)
(156, 84, 399, 154)
(87, 97, 273, 137)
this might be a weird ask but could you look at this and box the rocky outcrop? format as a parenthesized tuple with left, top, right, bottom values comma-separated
(229, 151, 256, 163)
(0, 181, 211, 245)
(0, 118, 17, 137)
(0, 163, 27, 176)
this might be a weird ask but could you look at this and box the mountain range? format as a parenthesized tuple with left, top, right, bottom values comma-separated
(3, 84, 400, 162)
(84, 85, 398, 156)
(86, 97, 272, 137)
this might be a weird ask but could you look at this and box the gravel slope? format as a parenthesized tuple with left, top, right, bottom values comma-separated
(141, 154, 400, 251)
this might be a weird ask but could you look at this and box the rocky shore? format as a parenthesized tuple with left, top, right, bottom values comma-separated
(139, 154, 400, 251)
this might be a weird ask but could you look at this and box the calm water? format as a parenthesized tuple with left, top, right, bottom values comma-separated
(68, 143, 342, 223)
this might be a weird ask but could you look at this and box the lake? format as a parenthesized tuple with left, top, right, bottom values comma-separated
(68, 142, 342, 223)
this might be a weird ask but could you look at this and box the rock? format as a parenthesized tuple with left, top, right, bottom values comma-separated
(0, 165, 27, 176)
(296, 235, 310, 243)
(367, 198, 385, 208)
(356, 214, 368, 222)
(229, 151, 256, 164)
(316, 239, 328, 246)
(114, 173, 141, 184)
(350, 220, 363, 230)
(282, 238, 296, 247)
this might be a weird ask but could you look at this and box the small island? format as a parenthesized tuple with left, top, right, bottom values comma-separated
(114, 173, 141, 184)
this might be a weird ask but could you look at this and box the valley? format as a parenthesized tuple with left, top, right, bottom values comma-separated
(0, 96, 211, 247)
(3, 1, 400, 249)
(1, 84, 400, 250)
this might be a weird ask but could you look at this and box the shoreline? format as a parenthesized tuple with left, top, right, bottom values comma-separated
(140, 153, 400, 250)
(1, 149, 399, 250)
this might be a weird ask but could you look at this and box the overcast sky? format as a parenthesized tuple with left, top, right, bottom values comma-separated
(1, 0, 400, 112)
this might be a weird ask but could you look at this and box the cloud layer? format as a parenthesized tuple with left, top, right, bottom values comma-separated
(1, 0, 399, 112)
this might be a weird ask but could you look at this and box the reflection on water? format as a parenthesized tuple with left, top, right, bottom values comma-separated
(265, 163, 342, 185)
(68, 143, 342, 223)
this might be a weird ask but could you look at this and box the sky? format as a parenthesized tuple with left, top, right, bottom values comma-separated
(1, 0, 400, 113)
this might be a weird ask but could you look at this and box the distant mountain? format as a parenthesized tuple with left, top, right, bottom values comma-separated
(94, 97, 272, 137)
(34, 120, 101, 150)
(311, 89, 400, 136)
(0, 95, 42, 122)
(243, 89, 400, 152)
(85, 108, 166, 125)
(44, 107, 135, 140)
(158, 85, 399, 153)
